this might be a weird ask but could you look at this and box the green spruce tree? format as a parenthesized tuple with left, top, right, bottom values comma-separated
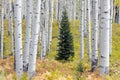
(56, 9, 74, 61)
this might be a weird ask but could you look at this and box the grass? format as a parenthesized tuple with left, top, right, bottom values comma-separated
(0, 20, 120, 80)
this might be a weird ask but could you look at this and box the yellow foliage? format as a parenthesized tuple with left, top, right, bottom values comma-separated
(33, 71, 73, 80)
(115, 0, 120, 6)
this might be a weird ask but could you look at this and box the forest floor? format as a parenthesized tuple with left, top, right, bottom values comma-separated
(0, 20, 120, 80)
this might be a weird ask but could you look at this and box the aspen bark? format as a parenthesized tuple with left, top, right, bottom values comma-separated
(91, 0, 99, 72)
(40, 0, 45, 59)
(8, 0, 14, 55)
(113, 0, 115, 22)
(22, 0, 26, 19)
(0, 0, 4, 58)
(8, 0, 11, 35)
(110, 0, 113, 55)
(87, 0, 91, 61)
(28, 0, 41, 78)
(73, 0, 76, 20)
(48, 0, 54, 52)
(119, 0, 120, 24)
(23, 0, 33, 71)
(84, 0, 87, 36)
(14, 0, 23, 78)
(56, 0, 58, 19)
(58, 0, 64, 21)
(80, 0, 84, 59)
(45, 0, 49, 53)
(100, 0, 110, 75)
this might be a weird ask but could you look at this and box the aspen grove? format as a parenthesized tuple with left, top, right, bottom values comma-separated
(0, 0, 120, 80)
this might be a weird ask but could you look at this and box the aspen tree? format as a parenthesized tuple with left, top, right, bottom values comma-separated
(8, 0, 11, 35)
(45, 0, 49, 52)
(119, 0, 120, 24)
(113, 0, 116, 22)
(28, 0, 41, 78)
(56, 0, 58, 19)
(14, 0, 23, 77)
(84, 0, 87, 36)
(66, 0, 72, 19)
(8, 0, 14, 55)
(87, 0, 91, 60)
(40, 0, 46, 59)
(58, 0, 64, 21)
(100, 0, 110, 75)
(110, 0, 113, 55)
(22, 0, 26, 19)
(91, 0, 99, 72)
(23, 0, 33, 71)
(80, 0, 85, 59)
(48, 0, 54, 51)
(40, 0, 49, 57)
(73, 0, 76, 20)
(4, 0, 8, 19)
(0, 0, 4, 58)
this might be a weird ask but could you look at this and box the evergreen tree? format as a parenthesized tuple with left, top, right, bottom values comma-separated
(56, 9, 74, 61)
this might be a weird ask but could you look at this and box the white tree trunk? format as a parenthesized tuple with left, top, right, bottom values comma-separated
(98, 0, 101, 47)
(91, 0, 93, 21)
(4, 0, 8, 19)
(113, 1, 116, 22)
(0, 0, 4, 58)
(87, 0, 91, 61)
(40, 0, 45, 59)
(23, 0, 33, 71)
(91, 0, 99, 72)
(40, 0, 49, 57)
(100, 0, 110, 75)
(14, 0, 23, 78)
(69, 0, 73, 19)
(28, 0, 41, 78)
(8, 0, 11, 35)
(67, 0, 72, 19)
(58, 0, 64, 21)
(8, 0, 14, 55)
(45, 0, 49, 53)
(72, 0, 76, 20)
(119, 0, 120, 24)
(11, 21, 14, 55)
(56, 0, 58, 19)
(76, 0, 81, 20)
(48, 0, 54, 52)
(84, 0, 87, 36)
(22, 0, 26, 19)
(80, 0, 84, 59)
(110, 0, 113, 55)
